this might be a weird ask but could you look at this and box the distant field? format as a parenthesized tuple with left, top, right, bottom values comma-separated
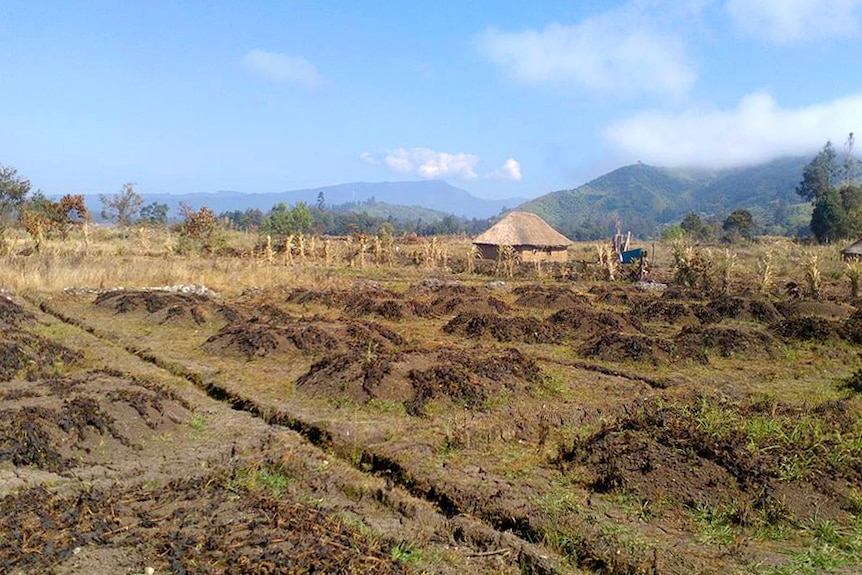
(2, 229, 861, 575)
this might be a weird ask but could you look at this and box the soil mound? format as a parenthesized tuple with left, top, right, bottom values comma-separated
(0, 465, 408, 575)
(690, 295, 778, 324)
(93, 290, 238, 325)
(442, 312, 560, 343)
(778, 300, 855, 321)
(560, 396, 862, 523)
(296, 346, 542, 416)
(579, 333, 680, 365)
(0, 372, 191, 473)
(343, 291, 430, 320)
(550, 306, 644, 341)
(0, 296, 34, 327)
(771, 316, 840, 341)
(630, 300, 698, 325)
(203, 318, 405, 359)
(284, 287, 347, 307)
(841, 309, 862, 344)
(0, 329, 82, 381)
(588, 285, 647, 307)
(675, 325, 777, 360)
(511, 285, 590, 310)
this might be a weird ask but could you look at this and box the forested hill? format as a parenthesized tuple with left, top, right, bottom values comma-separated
(518, 157, 810, 239)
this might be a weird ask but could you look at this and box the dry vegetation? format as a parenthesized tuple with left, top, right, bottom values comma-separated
(2, 225, 862, 575)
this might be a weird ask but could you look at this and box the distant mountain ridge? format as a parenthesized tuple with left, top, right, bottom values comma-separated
(79, 180, 526, 221)
(519, 157, 812, 239)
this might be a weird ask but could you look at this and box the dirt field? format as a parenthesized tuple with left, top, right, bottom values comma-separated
(3, 246, 862, 574)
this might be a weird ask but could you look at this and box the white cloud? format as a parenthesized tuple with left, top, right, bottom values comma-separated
(486, 158, 523, 182)
(604, 91, 862, 168)
(378, 148, 480, 180)
(476, 2, 696, 99)
(242, 49, 322, 87)
(725, 0, 862, 43)
(360, 152, 379, 165)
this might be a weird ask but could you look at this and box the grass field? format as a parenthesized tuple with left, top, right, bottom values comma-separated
(1, 226, 861, 575)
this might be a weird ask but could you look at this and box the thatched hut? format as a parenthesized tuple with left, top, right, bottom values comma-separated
(472, 211, 573, 263)
(842, 238, 862, 261)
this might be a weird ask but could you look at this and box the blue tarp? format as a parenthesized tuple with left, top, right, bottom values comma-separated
(620, 248, 644, 264)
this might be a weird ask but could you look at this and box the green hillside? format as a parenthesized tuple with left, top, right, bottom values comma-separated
(519, 157, 810, 239)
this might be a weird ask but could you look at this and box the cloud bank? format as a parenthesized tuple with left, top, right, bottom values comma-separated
(604, 91, 862, 168)
(725, 0, 862, 43)
(242, 50, 322, 87)
(363, 148, 480, 180)
(476, 3, 696, 99)
(487, 158, 523, 182)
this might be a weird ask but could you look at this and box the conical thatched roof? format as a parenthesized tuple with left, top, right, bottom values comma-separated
(473, 211, 573, 248)
(842, 238, 862, 255)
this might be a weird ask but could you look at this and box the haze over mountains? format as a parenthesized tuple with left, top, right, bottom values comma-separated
(80, 156, 814, 237)
(112, 180, 526, 221)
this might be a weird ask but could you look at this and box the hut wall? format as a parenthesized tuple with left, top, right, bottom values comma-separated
(476, 244, 500, 261)
(517, 246, 569, 263)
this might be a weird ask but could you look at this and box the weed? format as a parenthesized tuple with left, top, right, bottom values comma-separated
(188, 413, 208, 432)
(390, 541, 423, 564)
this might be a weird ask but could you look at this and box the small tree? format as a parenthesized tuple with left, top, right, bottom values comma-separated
(139, 202, 169, 226)
(722, 209, 755, 241)
(100, 183, 143, 228)
(0, 164, 31, 224)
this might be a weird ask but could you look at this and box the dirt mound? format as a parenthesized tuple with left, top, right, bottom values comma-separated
(442, 312, 560, 344)
(0, 328, 82, 381)
(675, 325, 777, 360)
(343, 291, 431, 320)
(284, 287, 347, 307)
(588, 285, 647, 307)
(550, 306, 644, 341)
(630, 300, 698, 325)
(296, 346, 542, 416)
(771, 316, 841, 341)
(778, 300, 856, 321)
(0, 372, 191, 473)
(691, 296, 780, 324)
(0, 463, 409, 575)
(93, 290, 238, 325)
(842, 309, 862, 344)
(577, 429, 742, 508)
(0, 296, 34, 327)
(511, 285, 590, 310)
(579, 333, 680, 365)
(203, 318, 405, 359)
(560, 396, 862, 523)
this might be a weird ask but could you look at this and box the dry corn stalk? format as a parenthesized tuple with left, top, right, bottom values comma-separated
(804, 252, 822, 299)
(284, 234, 294, 264)
(847, 261, 861, 298)
(265, 234, 274, 265)
(757, 249, 774, 294)
(466, 244, 479, 274)
(596, 243, 617, 281)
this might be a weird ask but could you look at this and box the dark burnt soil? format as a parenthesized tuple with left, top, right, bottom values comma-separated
(842, 309, 862, 344)
(630, 300, 699, 325)
(0, 328, 82, 382)
(0, 295, 35, 327)
(296, 346, 542, 416)
(0, 372, 191, 473)
(588, 285, 649, 307)
(93, 290, 241, 326)
(549, 306, 644, 340)
(693, 296, 783, 325)
(202, 317, 406, 359)
(674, 325, 778, 360)
(443, 312, 560, 344)
(771, 316, 841, 341)
(0, 464, 410, 575)
(561, 395, 862, 524)
(511, 285, 590, 310)
(579, 333, 685, 365)
(343, 292, 432, 320)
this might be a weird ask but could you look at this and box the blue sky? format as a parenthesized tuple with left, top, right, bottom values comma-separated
(1, 1, 861, 201)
